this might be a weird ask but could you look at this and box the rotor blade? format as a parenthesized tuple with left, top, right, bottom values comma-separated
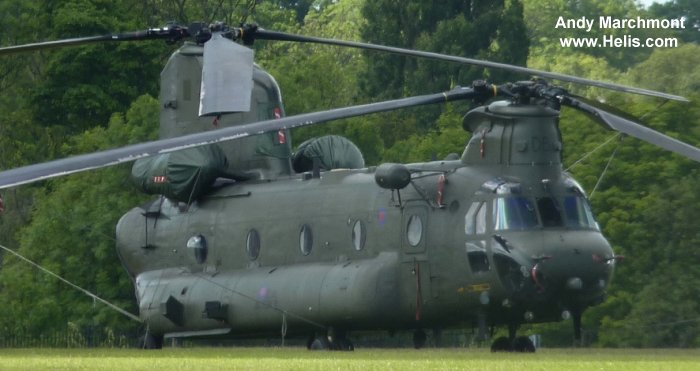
(199, 33, 254, 116)
(0, 35, 115, 55)
(251, 29, 688, 103)
(0, 87, 476, 189)
(0, 27, 188, 56)
(563, 96, 700, 162)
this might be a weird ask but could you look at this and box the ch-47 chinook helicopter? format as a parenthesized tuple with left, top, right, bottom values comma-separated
(1, 22, 699, 353)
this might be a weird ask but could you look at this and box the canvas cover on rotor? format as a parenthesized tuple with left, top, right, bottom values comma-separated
(292, 135, 365, 173)
(131, 145, 229, 202)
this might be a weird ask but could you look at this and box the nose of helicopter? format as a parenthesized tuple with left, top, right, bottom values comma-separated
(492, 230, 615, 311)
(528, 231, 615, 306)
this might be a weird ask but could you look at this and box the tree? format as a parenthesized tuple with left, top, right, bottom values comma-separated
(0, 96, 159, 338)
(137, 0, 260, 26)
(648, 0, 700, 44)
(597, 173, 700, 347)
(359, 0, 528, 155)
(524, 0, 661, 70)
(361, 0, 529, 100)
(626, 44, 700, 98)
(0, 1, 61, 251)
(272, 0, 337, 24)
(255, 0, 387, 163)
(28, 0, 170, 134)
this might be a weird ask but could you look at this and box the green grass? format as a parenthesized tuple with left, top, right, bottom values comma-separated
(0, 347, 698, 370)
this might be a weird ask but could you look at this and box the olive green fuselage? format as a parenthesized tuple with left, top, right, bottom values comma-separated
(116, 103, 615, 339)
(117, 166, 613, 338)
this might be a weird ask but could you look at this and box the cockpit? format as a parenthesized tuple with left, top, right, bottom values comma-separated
(466, 177, 599, 234)
(492, 195, 598, 231)
(462, 177, 614, 330)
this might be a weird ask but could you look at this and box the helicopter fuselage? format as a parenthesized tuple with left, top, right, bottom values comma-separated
(115, 103, 615, 340)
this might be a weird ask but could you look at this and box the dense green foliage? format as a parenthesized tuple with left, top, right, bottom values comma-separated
(357, 0, 529, 152)
(0, 96, 159, 337)
(361, 0, 529, 99)
(0, 0, 699, 348)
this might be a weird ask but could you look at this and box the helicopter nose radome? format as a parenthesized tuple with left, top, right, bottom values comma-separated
(530, 231, 615, 307)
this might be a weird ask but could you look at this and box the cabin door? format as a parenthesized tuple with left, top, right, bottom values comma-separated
(401, 205, 427, 254)
(401, 205, 431, 321)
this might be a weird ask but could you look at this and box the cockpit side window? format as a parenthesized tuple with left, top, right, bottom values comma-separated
(537, 197, 563, 227)
(465, 202, 487, 235)
(563, 196, 599, 230)
(476, 203, 486, 234)
(493, 197, 538, 231)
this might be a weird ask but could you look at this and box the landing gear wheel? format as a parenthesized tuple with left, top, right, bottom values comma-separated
(433, 327, 443, 348)
(572, 309, 583, 347)
(513, 336, 535, 353)
(413, 329, 427, 349)
(140, 332, 163, 349)
(490, 336, 512, 352)
(332, 337, 355, 351)
(308, 336, 331, 350)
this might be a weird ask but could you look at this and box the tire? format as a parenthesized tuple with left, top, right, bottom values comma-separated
(140, 332, 163, 350)
(413, 329, 427, 349)
(513, 336, 536, 353)
(309, 336, 331, 350)
(333, 337, 354, 351)
(490, 336, 512, 352)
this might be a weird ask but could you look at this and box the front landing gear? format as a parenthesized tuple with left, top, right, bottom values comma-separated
(490, 323, 535, 352)
(490, 336, 511, 352)
(490, 335, 535, 352)
(513, 336, 536, 352)
(573, 308, 583, 346)
(413, 329, 427, 349)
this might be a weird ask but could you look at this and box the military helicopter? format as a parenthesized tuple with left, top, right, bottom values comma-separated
(0, 22, 698, 352)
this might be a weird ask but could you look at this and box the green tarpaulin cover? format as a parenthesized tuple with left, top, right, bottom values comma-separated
(131, 145, 229, 202)
(292, 135, 365, 173)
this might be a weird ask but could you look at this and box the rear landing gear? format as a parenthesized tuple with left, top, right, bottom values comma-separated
(307, 330, 354, 351)
(413, 329, 427, 349)
(308, 336, 331, 350)
(332, 337, 355, 351)
(139, 331, 163, 349)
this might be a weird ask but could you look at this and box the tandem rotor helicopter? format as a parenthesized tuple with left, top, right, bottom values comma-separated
(0, 20, 698, 352)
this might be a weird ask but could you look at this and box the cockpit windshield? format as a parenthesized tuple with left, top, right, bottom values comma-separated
(537, 197, 563, 227)
(563, 196, 598, 230)
(478, 179, 599, 232)
(492, 195, 598, 231)
(493, 197, 538, 231)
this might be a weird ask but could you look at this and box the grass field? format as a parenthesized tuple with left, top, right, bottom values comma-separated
(0, 347, 698, 370)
